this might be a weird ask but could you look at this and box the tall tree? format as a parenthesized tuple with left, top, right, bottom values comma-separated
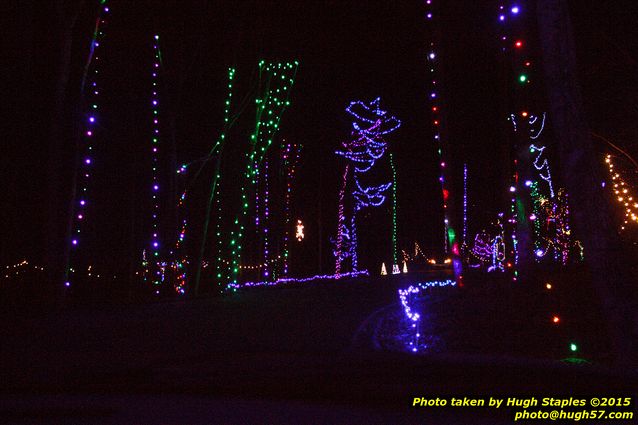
(537, 0, 637, 366)
(47, 0, 83, 291)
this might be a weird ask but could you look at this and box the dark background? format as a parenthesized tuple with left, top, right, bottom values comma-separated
(2, 0, 637, 283)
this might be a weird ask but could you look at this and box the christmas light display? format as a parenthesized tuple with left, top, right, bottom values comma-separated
(186, 67, 236, 292)
(335, 165, 350, 277)
(295, 220, 304, 242)
(334, 98, 400, 275)
(65, 1, 110, 288)
(228, 61, 298, 287)
(226, 270, 369, 290)
(2, 260, 45, 280)
(148, 34, 163, 286)
(605, 154, 638, 232)
(281, 142, 301, 276)
(528, 183, 578, 264)
(400, 242, 430, 268)
(261, 159, 270, 279)
(425, 0, 456, 254)
(398, 279, 456, 352)
(510, 110, 554, 198)
(468, 218, 506, 272)
(390, 152, 399, 268)
(170, 190, 188, 294)
(496, 1, 537, 280)
(530, 142, 555, 198)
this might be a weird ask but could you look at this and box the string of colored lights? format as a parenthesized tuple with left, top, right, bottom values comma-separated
(226, 270, 369, 291)
(468, 231, 494, 266)
(335, 164, 350, 277)
(65, 1, 110, 288)
(529, 183, 576, 264)
(171, 190, 188, 294)
(509, 166, 519, 280)
(334, 98, 400, 274)
(176, 68, 235, 293)
(468, 216, 507, 272)
(175, 68, 234, 294)
(281, 142, 302, 276)
(530, 142, 555, 198)
(398, 279, 456, 352)
(424, 0, 456, 255)
(218, 254, 282, 270)
(2, 260, 46, 280)
(498, 1, 533, 281)
(605, 154, 638, 232)
(148, 34, 163, 286)
(193, 67, 235, 293)
(390, 152, 398, 266)
(228, 61, 298, 288)
(172, 163, 189, 293)
(262, 159, 270, 279)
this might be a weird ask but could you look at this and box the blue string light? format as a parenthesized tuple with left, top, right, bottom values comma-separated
(334, 98, 401, 274)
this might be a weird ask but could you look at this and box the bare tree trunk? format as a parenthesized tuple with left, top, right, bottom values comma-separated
(537, 0, 637, 366)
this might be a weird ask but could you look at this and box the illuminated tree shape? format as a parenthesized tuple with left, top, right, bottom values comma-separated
(65, 1, 110, 288)
(510, 112, 555, 198)
(468, 219, 506, 272)
(334, 98, 401, 274)
(228, 61, 299, 287)
(353, 180, 392, 210)
(530, 143, 555, 198)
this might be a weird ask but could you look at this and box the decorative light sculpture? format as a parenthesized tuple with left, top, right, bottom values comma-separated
(334, 98, 401, 275)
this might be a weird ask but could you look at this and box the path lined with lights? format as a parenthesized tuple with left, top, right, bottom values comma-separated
(606, 154, 638, 231)
(398, 279, 456, 352)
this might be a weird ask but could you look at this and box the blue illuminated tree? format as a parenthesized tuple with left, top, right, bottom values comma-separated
(334, 98, 401, 274)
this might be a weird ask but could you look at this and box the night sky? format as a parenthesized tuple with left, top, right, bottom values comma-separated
(3, 0, 638, 279)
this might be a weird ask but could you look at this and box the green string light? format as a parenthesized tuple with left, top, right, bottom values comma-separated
(229, 61, 299, 287)
(390, 152, 398, 265)
(192, 67, 235, 294)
